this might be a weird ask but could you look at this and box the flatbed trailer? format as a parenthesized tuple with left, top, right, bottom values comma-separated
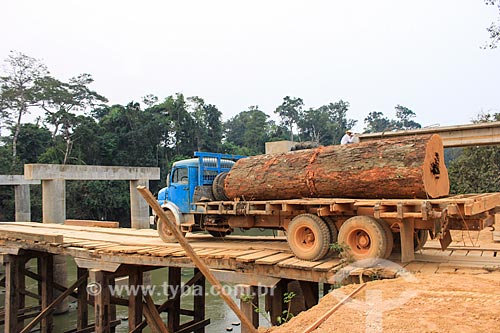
(185, 193, 500, 262)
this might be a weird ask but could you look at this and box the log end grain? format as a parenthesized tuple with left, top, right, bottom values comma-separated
(422, 134, 450, 198)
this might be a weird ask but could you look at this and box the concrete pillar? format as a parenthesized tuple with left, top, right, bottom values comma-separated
(41, 179, 68, 313)
(130, 179, 150, 229)
(14, 184, 31, 222)
(42, 179, 66, 224)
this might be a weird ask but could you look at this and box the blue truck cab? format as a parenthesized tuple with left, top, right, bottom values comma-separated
(155, 152, 246, 237)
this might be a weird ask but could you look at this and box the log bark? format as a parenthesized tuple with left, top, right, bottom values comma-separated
(224, 134, 449, 200)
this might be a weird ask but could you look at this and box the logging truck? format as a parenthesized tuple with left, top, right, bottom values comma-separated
(155, 136, 500, 262)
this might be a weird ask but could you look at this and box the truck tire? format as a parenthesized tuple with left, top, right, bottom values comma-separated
(212, 172, 229, 201)
(338, 216, 388, 260)
(393, 229, 429, 252)
(375, 218, 394, 259)
(157, 209, 186, 243)
(287, 214, 331, 261)
(414, 230, 429, 251)
(323, 216, 338, 256)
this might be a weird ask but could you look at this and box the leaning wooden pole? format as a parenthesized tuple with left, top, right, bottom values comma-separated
(304, 283, 366, 333)
(136, 186, 259, 333)
(225, 134, 449, 200)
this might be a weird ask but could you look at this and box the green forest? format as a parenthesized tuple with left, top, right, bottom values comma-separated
(1, 51, 499, 224)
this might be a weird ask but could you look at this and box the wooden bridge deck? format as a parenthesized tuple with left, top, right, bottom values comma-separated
(1, 222, 500, 281)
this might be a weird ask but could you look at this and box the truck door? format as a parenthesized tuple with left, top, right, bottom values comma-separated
(168, 167, 190, 213)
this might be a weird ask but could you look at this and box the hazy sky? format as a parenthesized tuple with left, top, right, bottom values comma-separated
(2, 0, 499, 132)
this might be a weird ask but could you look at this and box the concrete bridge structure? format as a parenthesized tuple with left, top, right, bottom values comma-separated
(0, 176, 40, 222)
(358, 121, 500, 147)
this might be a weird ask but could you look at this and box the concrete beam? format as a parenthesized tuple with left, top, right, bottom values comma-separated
(24, 164, 160, 180)
(265, 140, 295, 154)
(358, 121, 500, 148)
(0, 175, 40, 185)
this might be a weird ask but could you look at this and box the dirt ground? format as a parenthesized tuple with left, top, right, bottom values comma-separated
(261, 229, 500, 333)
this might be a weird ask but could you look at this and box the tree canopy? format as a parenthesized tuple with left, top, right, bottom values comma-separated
(1, 50, 485, 225)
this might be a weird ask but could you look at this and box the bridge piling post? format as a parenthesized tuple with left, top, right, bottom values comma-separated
(239, 285, 259, 333)
(128, 267, 143, 332)
(168, 267, 182, 332)
(39, 254, 54, 333)
(265, 279, 287, 326)
(193, 268, 206, 333)
(77, 267, 89, 331)
(2, 254, 26, 333)
(90, 269, 112, 333)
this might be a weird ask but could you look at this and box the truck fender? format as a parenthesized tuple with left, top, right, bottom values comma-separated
(158, 201, 185, 226)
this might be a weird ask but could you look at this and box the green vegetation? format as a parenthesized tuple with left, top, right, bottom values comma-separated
(240, 291, 295, 326)
(1, 50, 496, 224)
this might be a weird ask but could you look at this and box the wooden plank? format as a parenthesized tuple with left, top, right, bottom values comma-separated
(236, 250, 280, 263)
(466, 250, 483, 257)
(64, 220, 119, 228)
(196, 249, 229, 258)
(0, 221, 146, 235)
(312, 259, 341, 272)
(436, 265, 458, 274)
(402, 262, 427, 273)
(277, 258, 303, 268)
(222, 250, 261, 259)
(255, 253, 294, 265)
(135, 247, 168, 255)
(418, 263, 440, 274)
(0, 229, 63, 243)
(450, 250, 469, 257)
(468, 193, 500, 215)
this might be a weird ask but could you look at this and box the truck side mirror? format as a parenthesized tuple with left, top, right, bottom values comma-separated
(166, 171, 171, 187)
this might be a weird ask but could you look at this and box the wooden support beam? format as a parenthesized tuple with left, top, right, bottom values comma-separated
(129, 271, 205, 333)
(176, 319, 210, 333)
(304, 283, 366, 333)
(128, 268, 143, 333)
(64, 220, 119, 228)
(1, 229, 63, 243)
(21, 272, 89, 333)
(143, 295, 170, 333)
(40, 255, 54, 333)
(168, 267, 181, 332)
(265, 279, 287, 326)
(23, 267, 79, 300)
(4, 255, 21, 333)
(137, 186, 259, 333)
(74, 258, 121, 272)
(400, 218, 416, 263)
(239, 285, 259, 333)
(77, 267, 89, 331)
(193, 268, 206, 333)
(299, 281, 319, 309)
(91, 270, 111, 333)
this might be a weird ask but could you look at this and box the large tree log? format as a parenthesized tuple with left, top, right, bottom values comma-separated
(224, 134, 449, 200)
